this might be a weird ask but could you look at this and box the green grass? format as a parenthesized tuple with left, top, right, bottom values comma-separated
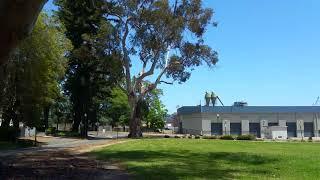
(93, 139, 320, 179)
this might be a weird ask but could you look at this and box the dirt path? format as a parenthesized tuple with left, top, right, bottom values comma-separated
(0, 137, 131, 180)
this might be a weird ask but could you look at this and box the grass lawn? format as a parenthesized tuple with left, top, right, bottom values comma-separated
(93, 139, 320, 179)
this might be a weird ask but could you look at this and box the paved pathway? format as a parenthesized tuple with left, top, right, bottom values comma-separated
(0, 135, 131, 180)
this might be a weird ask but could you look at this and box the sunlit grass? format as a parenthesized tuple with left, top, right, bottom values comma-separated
(93, 139, 320, 179)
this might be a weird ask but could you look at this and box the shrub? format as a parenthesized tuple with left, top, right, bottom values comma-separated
(220, 135, 234, 140)
(174, 135, 180, 138)
(236, 134, 256, 140)
(203, 135, 217, 139)
(164, 135, 170, 138)
(0, 127, 19, 141)
(45, 127, 56, 135)
(56, 131, 80, 137)
(195, 135, 200, 139)
(188, 135, 193, 139)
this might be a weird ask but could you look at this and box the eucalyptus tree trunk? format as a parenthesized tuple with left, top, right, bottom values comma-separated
(0, 0, 47, 65)
(128, 95, 143, 138)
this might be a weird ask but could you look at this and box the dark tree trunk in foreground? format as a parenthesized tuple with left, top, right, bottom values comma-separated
(0, 0, 47, 65)
(128, 98, 143, 138)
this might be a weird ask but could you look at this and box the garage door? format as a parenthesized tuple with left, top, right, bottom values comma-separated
(286, 122, 296, 137)
(211, 123, 222, 135)
(249, 123, 260, 137)
(230, 123, 241, 135)
(304, 122, 314, 137)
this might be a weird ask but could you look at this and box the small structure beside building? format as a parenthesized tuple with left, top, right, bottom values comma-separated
(265, 126, 287, 140)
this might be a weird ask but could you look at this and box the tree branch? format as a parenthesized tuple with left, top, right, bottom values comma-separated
(121, 17, 132, 93)
(141, 67, 168, 97)
(159, 80, 173, 85)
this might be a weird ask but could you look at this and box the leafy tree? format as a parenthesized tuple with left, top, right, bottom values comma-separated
(55, 0, 123, 137)
(0, 12, 71, 139)
(145, 90, 167, 131)
(106, 0, 218, 137)
(50, 94, 72, 131)
(105, 87, 130, 128)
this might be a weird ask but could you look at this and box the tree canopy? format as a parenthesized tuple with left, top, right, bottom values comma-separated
(0, 12, 71, 140)
(105, 0, 218, 137)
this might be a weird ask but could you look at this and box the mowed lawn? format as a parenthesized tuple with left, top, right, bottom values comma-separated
(93, 139, 320, 179)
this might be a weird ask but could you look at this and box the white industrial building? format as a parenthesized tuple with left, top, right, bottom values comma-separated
(177, 106, 320, 139)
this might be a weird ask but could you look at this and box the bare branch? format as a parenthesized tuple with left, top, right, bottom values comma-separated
(159, 80, 173, 85)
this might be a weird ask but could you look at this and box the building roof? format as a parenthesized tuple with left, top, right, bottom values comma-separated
(178, 106, 320, 114)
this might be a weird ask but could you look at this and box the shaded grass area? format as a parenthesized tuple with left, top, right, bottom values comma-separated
(0, 139, 37, 150)
(93, 139, 320, 179)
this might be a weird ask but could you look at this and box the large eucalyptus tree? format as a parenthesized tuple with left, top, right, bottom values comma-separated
(106, 0, 218, 137)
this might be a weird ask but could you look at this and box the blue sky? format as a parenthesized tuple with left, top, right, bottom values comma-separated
(44, 1, 320, 113)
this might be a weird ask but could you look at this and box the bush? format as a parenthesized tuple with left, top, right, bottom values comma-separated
(164, 135, 170, 138)
(0, 127, 19, 141)
(188, 135, 193, 139)
(203, 135, 217, 139)
(236, 134, 256, 140)
(174, 135, 180, 138)
(45, 127, 56, 135)
(195, 135, 200, 139)
(220, 135, 234, 140)
(56, 131, 80, 137)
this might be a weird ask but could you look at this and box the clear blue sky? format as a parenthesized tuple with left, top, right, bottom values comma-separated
(44, 1, 320, 113)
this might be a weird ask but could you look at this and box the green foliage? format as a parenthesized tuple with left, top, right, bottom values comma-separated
(45, 127, 57, 135)
(0, 12, 71, 135)
(0, 127, 19, 141)
(55, 0, 123, 135)
(236, 134, 256, 140)
(203, 135, 217, 139)
(50, 94, 72, 127)
(144, 89, 167, 131)
(104, 87, 130, 127)
(220, 135, 234, 140)
(56, 131, 80, 137)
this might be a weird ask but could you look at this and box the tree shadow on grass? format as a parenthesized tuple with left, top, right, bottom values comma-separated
(93, 150, 279, 179)
(0, 147, 130, 180)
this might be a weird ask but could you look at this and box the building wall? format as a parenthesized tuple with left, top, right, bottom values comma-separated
(180, 112, 320, 137)
(180, 113, 203, 135)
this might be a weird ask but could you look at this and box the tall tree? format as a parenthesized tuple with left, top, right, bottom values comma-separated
(55, 0, 122, 137)
(0, 12, 70, 139)
(106, 0, 218, 137)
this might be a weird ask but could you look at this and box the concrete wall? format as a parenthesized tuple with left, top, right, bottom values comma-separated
(180, 114, 203, 135)
(181, 112, 320, 137)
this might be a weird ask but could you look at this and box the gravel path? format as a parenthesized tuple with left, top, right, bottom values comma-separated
(0, 136, 131, 180)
